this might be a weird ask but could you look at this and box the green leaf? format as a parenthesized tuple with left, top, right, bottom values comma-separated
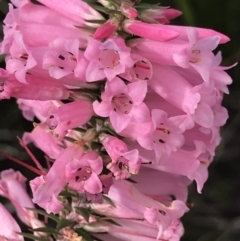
(75, 207, 90, 222)
(59, 190, 78, 198)
(57, 218, 76, 230)
(105, 219, 122, 227)
(86, 19, 106, 24)
(64, 136, 77, 143)
(103, 195, 115, 207)
(75, 228, 94, 241)
(74, 127, 87, 133)
(88, 4, 108, 14)
(91, 235, 105, 241)
(31, 227, 60, 235)
(17, 232, 49, 241)
(26, 208, 59, 222)
(91, 142, 102, 150)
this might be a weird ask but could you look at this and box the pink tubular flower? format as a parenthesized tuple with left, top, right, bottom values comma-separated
(173, 28, 220, 82)
(92, 180, 188, 238)
(36, 0, 104, 23)
(66, 150, 103, 194)
(6, 32, 37, 83)
(102, 135, 142, 179)
(41, 100, 94, 139)
(148, 109, 185, 161)
(0, 203, 23, 241)
(123, 20, 180, 41)
(0, 0, 235, 239)
(93, 77, 150, 132)
(93, 19, 119, 40)
(30, 142, 84, 213)
(84, 37, 134, 82)
(1, 74, 70, 101)
(0, 169, 44, 230)
(23, 124, 63, 159)
(119, 53, 153, 82)
(42, 37, 86, 79)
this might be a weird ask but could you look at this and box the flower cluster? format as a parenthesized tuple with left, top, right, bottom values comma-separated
(0, 0, 235, 240)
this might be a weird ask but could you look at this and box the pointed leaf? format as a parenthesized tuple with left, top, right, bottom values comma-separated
(17, 232, 49, 241)
(26, 208, 59, 222)
(74, 127, 87, 133)
(102, 195, 115, 207)
(86, 19, 106, 24)
(57, 219, 76, 230)
(64, 136, 77, 143)
(59, 190, 78, 198)
(91, 236, 104, 241)
(31, 227, 60, 235)
(75, 228, 94, 241)
(75, 207, 90, 222)
(105, 219, 122, 227)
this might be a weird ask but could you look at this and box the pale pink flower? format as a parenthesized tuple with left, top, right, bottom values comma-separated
(173, 28, 220, 82)
(6, 32, 37, 83)
(30, 143, 84, 213)
(93, 77, 150, 132)
(36, 0, 104, 23)
(92, 180, 188, 238)
(66, 150, 103, 194)
(0, 169, 44, 230)
(41, 100, 94, 139)
(84, 37, 133, 82)
(133, 166, 190, 202)
(1, 74, 70, 101)
(43, 37, 86, 79)
(102, 135, 142, 179)
(123, 20, 180, 41)
(119, 53, 153, 82)
(150, 109, 185, 161)
(0, 203, 23, 241)
(23, 124, 63, 159)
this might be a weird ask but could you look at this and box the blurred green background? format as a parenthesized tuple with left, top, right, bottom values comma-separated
(0, 0, 240, 240)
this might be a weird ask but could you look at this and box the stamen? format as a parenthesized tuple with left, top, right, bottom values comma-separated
(20, 53, 28, 60)
(189, 57, 201, 63)
(158, 210, 166, 215)
(200, 160, 208, 165)
(192, 49, 200, 54)
(111, 93, 133, 114)
(58, 55, 65, 60)
(156, 127, 170, 134)
(141, 161, 152, 165)
(134, 64, 150, 70)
